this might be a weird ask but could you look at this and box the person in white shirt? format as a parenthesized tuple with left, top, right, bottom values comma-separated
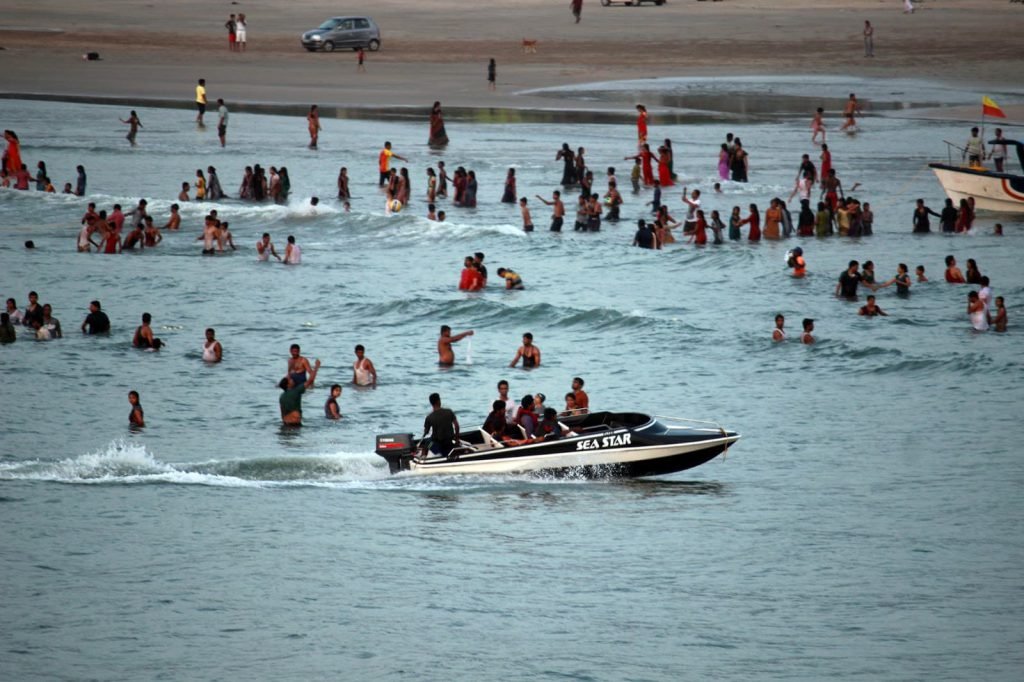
(5, 298, 24, 325)
(283, 235, 302, 264)
(235, 13, 247, 51)
(256, 232, 281, 262)
(681, 187, 701, 234)
(988, 128, 1009, 173)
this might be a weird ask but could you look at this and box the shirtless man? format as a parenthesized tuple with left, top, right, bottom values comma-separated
(283, 235, 301, 264)
(519, 197, 534, 232)
(352, 344, 378, 387)
(163, 204, 181, 230)
(536, 190, 565, 232)
(840, 93, 862, 132)
(256, 232, 282, 261)
(509, 332, 542, 369)
(279, 359, 321, 426)
(437, 325, 473, 366)
(287, 344, 313, 385)
(197, 216, 218, 254)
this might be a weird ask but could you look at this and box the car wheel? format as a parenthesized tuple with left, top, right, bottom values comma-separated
(322, 41, 335, 52)
(368, 38, 380, 52)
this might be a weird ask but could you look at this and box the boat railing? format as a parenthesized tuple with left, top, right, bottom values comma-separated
(941, 140, 967, 165)
(653, 415, 730, 436)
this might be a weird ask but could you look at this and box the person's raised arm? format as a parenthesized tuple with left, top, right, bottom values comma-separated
(304, 359, 322, 389)
(451, 330, 474, 343)
(535, 194, 553, 205)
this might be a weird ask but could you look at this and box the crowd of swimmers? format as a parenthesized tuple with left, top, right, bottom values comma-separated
(1, 98, 1016, 431)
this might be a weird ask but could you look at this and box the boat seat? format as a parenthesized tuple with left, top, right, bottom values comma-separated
(479, 430, 504, 449)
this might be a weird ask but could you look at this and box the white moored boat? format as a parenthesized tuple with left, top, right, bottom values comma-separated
(929, 139, 1024, 213)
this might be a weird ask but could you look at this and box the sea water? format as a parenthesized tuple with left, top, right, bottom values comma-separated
(2, 87, 1023, 680)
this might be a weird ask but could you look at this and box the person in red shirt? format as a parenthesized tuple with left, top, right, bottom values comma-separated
(690, 210, 708, 245)
(458, 256, 483, 291)
(944, 255, 966, 283)
(635, 104, 648, 146)
(572, 377, 589, 415)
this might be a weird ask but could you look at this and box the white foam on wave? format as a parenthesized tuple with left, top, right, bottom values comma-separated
(0, 439, 393, 488)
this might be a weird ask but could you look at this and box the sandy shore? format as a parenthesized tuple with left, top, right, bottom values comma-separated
(0, 0, 1022, 118)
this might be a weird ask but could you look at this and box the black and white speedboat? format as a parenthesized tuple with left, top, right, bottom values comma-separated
(374, 411, 739, 478)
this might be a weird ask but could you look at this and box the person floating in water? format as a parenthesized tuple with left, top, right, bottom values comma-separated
(128, 390, 145, 427)
(279, 359, 321, 426)
(509, 332, 541, 369)
(437, 325, 474, 366)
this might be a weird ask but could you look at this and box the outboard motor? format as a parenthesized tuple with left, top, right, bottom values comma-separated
(375, 433, 417, 474)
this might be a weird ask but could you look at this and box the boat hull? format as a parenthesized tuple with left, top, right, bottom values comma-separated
(929, 163, 1024, 213)
(406, 435, 739, 478)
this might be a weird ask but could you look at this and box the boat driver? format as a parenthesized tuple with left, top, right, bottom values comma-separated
(422, 392, 460, 459)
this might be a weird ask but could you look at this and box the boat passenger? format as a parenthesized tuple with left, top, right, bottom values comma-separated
(515, 395, 538, 438)
(483, 400, 511, 441)
(535, 408, 564, 441)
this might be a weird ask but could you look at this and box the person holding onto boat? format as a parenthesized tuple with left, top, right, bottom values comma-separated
(422, 393, 461, 459)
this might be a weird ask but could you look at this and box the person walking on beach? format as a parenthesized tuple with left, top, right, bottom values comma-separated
(307, 105, 321, 149)
(235, 14, 247, 51)
(225, 14, 237, 51)
(216, 99, 228, 147)
(357, 47, 365, 71)
(863, 21, 874, 57)
(571, 0, 583, 23)
(811, 107, 826, 144)
(195, 79, 207, 125)
(487, 59, 496, 90)
(120, 111, 142, 146)
(903, 0, 915, 14)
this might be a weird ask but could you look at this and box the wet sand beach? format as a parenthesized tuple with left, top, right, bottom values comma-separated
(1, 0, 1022, 116)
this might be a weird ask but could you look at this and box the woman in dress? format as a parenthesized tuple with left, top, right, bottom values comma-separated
(798, 199, 815, 236)
(239, 167, 253, 199)
(689, 210, 708, 246)
(738, 203, 761, 241)
(464, 170, 478, 208)
(436, 161, 448, 198)
(636, 104, 648, 147)
(728, 206, 743, 240)
(655, 204, 679, 245)
(730, 139, 748, 182)
(3, 130, 22, 176)
(206, 166, 223, 200)
(663, 139, 676, 181)
(763, 198, 782, 240)
(337, 167, 350, 200)
(625, 144, 657, 186)
(501, 168, 516, 203)
(307, 105, 321, 149)
(35, 161, 48, 191)
(657, 144, 674, 187)
(428, 101, 449, 147)
(718, 143, 730, 180)
(556, 144, 577, 186)
(452, 167, 466, 206)
(425, 167, 437, 203)
(194, 169, 207, 200)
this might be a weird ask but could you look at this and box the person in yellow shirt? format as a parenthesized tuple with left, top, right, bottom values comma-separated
(378, 141, 407, 186)
(195, 78, 207, 125)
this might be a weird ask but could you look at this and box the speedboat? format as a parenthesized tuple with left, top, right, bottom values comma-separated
(929, 139, 1024, 213)
(374, 411, 740, 478)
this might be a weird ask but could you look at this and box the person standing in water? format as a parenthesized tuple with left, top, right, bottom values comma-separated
(283, 235, 301, 264)
(772, 314, 786, 342)
(509, 332, 542, 369)
(217, 99, 228, 147)
(128, 391, 145, 427)
(203, 328, 223, 363)
(325, 385, 343, 420)
(352, 344, 378, 387)
(120, 110, 142, 146)
(307, 105, 321, 149)
(840, 93, 862, 132)
(429, 101, 449, 147)
(437, 325, 474, 366)
(195, 78, 207, 125)
(536, 190, 565, 231)
(279, 359, 321, 426)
